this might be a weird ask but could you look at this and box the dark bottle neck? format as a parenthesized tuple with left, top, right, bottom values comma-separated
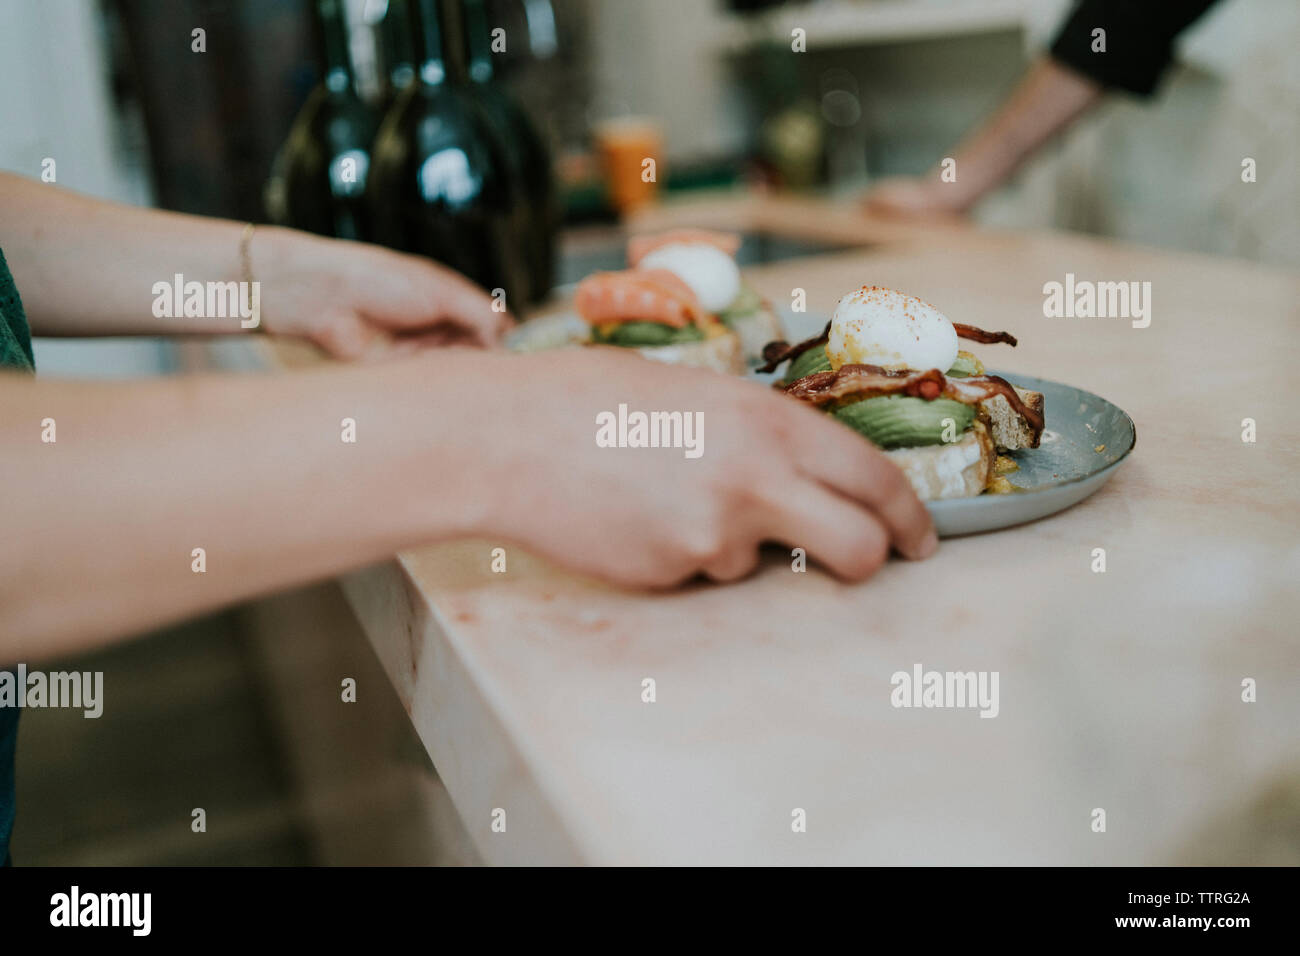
(460, 0, 494, 84)
(381, 0, 416, 91)
(316, 0, 355, 94)
(414, 0, 467, 87)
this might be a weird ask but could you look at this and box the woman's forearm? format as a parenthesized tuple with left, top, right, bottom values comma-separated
(1, 345, 942, 659)
(0, 172, 289, 337)
(0, 352, 487, 660)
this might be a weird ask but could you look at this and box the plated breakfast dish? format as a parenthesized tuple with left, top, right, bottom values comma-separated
(573, 265, 745, 374)
(507, 257, 1134, 531)
(760, 286, 1046, 501)
(506, 229, 784, 370)
(625, 229, 783, 363)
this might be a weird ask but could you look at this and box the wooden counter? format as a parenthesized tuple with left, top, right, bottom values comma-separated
(222, 196, 1300, 865)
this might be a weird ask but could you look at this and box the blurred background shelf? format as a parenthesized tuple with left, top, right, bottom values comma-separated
(716, 0, 1028, 52)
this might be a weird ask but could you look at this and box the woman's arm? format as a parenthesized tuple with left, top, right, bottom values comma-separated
(0, 348, 936, 662)
(0, 172, 510, 354)
(864, 57, 1102, 220)
(1, 353, 480, 660)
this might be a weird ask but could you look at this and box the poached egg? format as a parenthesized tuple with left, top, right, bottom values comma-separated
(637, 242, 741, 313)
(827, 286, 958, 373)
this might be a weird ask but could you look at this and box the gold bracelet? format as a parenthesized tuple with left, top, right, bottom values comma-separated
(239, 222, 264, 332)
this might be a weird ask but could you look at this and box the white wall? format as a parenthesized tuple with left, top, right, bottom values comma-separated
(587, 0, 748, 161)
(586, 0, 1299, 266)
(0, 0, 126, 198)
(0, 0, 169, 377)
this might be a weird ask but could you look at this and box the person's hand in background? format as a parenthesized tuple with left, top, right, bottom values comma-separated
(861, 59, 1101, 223)
(862, 175, 968, 222)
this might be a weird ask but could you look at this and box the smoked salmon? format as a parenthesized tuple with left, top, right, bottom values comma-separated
(626, 229, 742, 267)
(574, 269, 705, 328)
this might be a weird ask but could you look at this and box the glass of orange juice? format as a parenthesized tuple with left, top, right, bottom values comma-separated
(594, 117, 664, 216)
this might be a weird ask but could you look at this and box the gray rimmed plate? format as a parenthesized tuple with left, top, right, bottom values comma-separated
(754, 308, 1136, 536)
(925, 371, 1136, 536)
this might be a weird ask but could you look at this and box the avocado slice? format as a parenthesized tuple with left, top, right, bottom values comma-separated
(945, 351, 984, 378)
(782, 345, 833, 384)
(718, 283, 763, 322)
(592, 322, 705, 347)
(786, 348, 982, 383)
(831, 395, 974, 448)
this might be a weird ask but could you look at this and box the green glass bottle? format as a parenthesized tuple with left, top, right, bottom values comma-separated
(457, 0, 558, 303)
(283, 0, 379, 240)
(369, 0, 528, 310)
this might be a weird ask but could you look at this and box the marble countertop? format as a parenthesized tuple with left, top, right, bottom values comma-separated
(249, 197, 1300, 864)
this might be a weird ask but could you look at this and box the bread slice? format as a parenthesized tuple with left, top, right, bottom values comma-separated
(505, 312, 592, 353)
(884, 422, 995, 501)
(723, 304, 784, 366)
(506, 313, 744, 375)
(638, 323, 745, 375)
(981, 387, 1043, 451)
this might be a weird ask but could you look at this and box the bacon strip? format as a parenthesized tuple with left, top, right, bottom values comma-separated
(757, 322, 830, 373)
(784, 365, 943, 404)
(954, 323, 1017, 347)
(760, 320, 1015, 374)
(783, 364, 1044, 441)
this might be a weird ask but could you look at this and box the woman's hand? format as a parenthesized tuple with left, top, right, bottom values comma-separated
(255, 227, 514, 359)
(457, 348, 938, 587)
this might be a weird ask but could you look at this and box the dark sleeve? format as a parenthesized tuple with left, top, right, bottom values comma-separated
(1049, 0, 1223, 96)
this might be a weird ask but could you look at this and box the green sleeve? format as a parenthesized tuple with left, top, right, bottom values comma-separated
(0, 248, 34, 372)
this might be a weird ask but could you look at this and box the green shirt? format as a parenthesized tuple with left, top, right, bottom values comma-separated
(1, 244, 30, 863)
(0, 248, 33, 372)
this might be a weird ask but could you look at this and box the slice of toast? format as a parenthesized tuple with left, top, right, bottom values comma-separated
(981, 387, 1043, 451)
(507, 313, 745, 375)
(884, 422, 995, 501)
(638, 323, 745, 375)
(723, 304, 784, 366)
(505, 312, 592, 352)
